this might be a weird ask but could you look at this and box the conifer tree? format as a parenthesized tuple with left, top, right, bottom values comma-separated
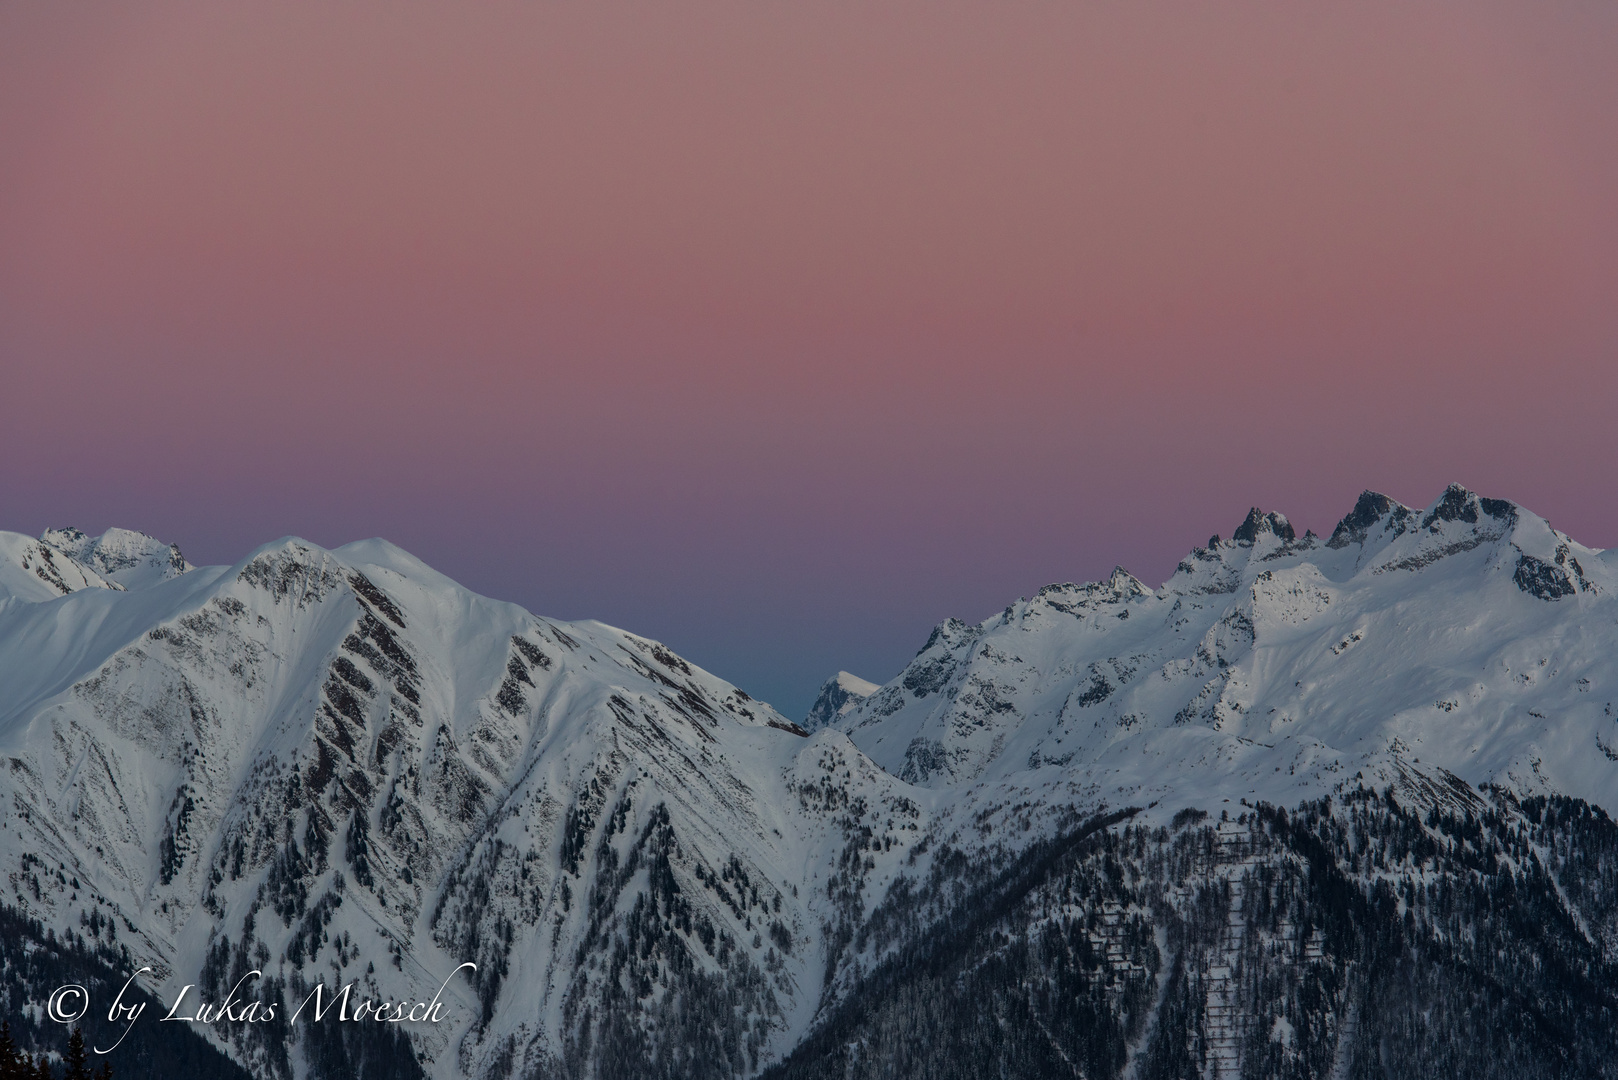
(62, 1027, 89, 1080)
(0, 1021, 20, 1080)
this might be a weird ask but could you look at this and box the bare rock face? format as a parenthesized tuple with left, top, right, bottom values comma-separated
(803, 671, 880, 732)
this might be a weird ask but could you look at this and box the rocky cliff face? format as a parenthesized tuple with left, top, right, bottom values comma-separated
(2, 487, 1616, 1079)
(802, 672, 879, 733)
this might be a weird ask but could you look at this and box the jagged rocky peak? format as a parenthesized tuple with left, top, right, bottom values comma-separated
(1325, 484, 1521, 552)
(40, 525, 193, 589)
(1029, 567, 1153, 613)
(1168, 511, 1297, 596)
(1421, 482, 1516, 530)
(804, 670, 881, 731)
(918, 616, 980, 656)
(1231, 506, 1296, 545)
(1104, 564, 1151, 597)
(3, 492, 1618, 1080)
(1326, 490, 1412, 548)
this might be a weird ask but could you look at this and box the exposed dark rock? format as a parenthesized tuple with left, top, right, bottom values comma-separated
(348, 572, 406, 628)
(804, 673, 878, 731)
(1328, 490, 1395, 547)
(1421, 483, 1516, 531)
(1426, 483, 1480, 526)
(1232, 508, 1296, 544)
(1075, 673, 1114, 707)
(903, 656, 959, 698)
(1515, 554, 1577, 600)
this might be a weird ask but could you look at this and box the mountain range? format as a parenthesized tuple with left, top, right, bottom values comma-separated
(3, 484, 1617, 1079)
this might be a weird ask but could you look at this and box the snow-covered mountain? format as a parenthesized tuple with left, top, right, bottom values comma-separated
(41, 526, 193, 589)
(839, 484, 1614, 812)
(0, 530, 120, 601)
(0, 526, 190, 601)
(0, 530, 841, 1079)
(801, 671, 879, 732)
(3, 488, 1618, 1080)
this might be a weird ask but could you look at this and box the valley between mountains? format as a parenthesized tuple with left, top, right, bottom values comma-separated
(4, 487, 1618, 1079)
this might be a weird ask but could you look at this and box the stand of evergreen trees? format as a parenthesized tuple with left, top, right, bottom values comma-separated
(763, 786, 1618, 1080)
(0, 904, 248, 1080)
(0, 1022, 111, 1080)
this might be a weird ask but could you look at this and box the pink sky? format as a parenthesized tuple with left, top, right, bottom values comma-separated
(3, 2, 1615, 713)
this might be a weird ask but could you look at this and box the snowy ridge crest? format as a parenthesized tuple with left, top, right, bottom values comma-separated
(43, 526, 194, 589)
(0, 525, 193, 603)
(839, 484, 1613, 796)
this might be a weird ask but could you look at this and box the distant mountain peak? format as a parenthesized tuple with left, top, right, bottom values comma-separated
(918, 616, 979, 657)
(1106, 565, 1150, 595)
(1421, 482, 1516, 530)
(1326, 490, 1410, 548)
(841, 482, 1614, 791)
(1232, 507, 1296, 545)
(40, 525, 193, 589)
(804, 670, 881, 731)
(0, 531, 122, 600)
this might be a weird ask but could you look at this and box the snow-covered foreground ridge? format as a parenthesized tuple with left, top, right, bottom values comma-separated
(1, 486, 1616, 1080)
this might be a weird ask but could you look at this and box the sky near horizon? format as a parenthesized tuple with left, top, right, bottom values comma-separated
(3, 2, 1616, 716)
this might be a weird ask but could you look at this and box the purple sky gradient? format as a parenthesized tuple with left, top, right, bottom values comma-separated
(3, 2, 1616, 715)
